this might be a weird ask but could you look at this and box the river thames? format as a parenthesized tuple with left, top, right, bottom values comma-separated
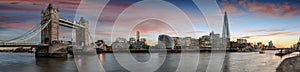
(0, 51, 298, 72)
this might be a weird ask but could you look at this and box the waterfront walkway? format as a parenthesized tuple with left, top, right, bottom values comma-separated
(96, 48, 236, 53)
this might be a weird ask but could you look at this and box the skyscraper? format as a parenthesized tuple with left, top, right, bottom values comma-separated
(222, 11, 231, 48)
(268, 41, 274, 48)
(136, 31, 140, 42)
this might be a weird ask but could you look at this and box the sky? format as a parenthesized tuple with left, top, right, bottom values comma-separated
(0, 0, 300, 48)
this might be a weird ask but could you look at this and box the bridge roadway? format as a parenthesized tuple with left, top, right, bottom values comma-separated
(59, 18, 85, 28)
(0, 43, 48, 47)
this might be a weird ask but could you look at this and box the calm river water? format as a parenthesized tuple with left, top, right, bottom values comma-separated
(0, 51, 298, 72)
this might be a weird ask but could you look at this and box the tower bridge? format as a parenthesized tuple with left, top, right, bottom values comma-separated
(0, 4, 90, 58)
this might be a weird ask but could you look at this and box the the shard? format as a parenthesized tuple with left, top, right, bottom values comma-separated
(222, 11, 231, 48)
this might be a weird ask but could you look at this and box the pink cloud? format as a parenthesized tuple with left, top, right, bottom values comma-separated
(95, 19, 176, 36)
(0, 0, 81, 13)
(167, 31, 203, 35)
(99, 2, 133, 23)
(233, 32, 300, 38)
(131, 19, 173, 34)
(220, 1, 299, 17)
(0, 14, 14, 18)
(0, 22, 35, 29)
(246, 2, 299, 17)
(220, 3, 239, 14)
(246, 28, 286, 32)
(96, 31, 112, 36)
(0, 0, 81, 8)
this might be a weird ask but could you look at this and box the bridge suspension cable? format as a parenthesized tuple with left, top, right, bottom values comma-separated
(6, 19, 52, 43)
(87, 31, 98, 48)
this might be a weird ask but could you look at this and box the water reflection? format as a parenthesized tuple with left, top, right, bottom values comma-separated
(99, 53, 211, 72)
(226, 51, 299, 72)
(99, 51, 299, 72)
(35, 57, 76, 72)
(0, 53, 77, 72)
(0, 51, 299, 72)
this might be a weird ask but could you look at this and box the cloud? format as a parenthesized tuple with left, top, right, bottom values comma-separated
(97, 19, 175, 36)
(0, 14, 14, 19)
(219, 1, 299, 17)
(99, 1, 133, 23)
(167, 31, 204, 35)
(131, 20, 173, 34)
(0, 22, 35, 29)
(96, 1, 206, 38)
(0, 0, 81, 8)
(234, 32, 300, 38)
(246, 28, 286, 32)
(245, 26, 300, 33)
(0, 4, 42, 12)
(0, 0, 81, 13)
(219, 2, 245, 16)
(246, 2, 299, 17)
(96, 31, 112, 36)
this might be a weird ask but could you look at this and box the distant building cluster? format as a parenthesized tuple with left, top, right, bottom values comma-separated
(108, 31, 149, 50)
(230, 39, 275, 51)
(156, 31, 224, 49)
(94, 12, 278, 50)
(198, 31, 222, 48)
(128, 31, 149, 49)
(156, 35, 199, 49)
(291, 38, 300, 50)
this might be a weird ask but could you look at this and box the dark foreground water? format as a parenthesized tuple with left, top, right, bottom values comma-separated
(0, 51, 298, 72)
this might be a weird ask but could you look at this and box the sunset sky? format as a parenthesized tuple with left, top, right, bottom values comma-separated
(0, 0, 300, 48)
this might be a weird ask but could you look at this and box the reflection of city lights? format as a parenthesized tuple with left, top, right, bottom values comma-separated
(78, 58, 82, 67)
(98, 54, 104, 63)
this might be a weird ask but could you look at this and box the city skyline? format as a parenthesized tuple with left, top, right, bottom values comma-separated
(0, 0, 300, 48)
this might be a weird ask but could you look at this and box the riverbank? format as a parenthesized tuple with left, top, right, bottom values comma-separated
(96, 48, 238, 53)
(277, 55, 300, 72)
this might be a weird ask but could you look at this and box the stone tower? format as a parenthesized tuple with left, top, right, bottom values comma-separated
(222, 11, 230, 48)
(76, 17, 89, 46)
(41, 3, 59, 44)
(37, 4, 66, 58)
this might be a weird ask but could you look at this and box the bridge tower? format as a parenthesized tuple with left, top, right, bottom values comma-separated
(76, 17, 89, 46)
(41, 3, 59, 44)
(36, 4, 90, 58)
(36, 4, 66, 57)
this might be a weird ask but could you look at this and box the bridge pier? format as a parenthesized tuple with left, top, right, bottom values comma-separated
(36, 44, 68, 58)
(35, 46, 49, 57)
